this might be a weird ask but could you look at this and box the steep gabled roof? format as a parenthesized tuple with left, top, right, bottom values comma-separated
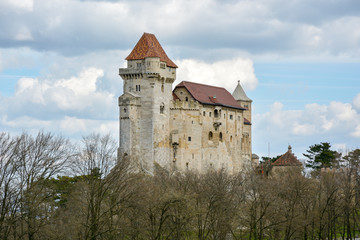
(272, 146, 302, 166)
(125, 33, 178, 68)
(232, 80, 252, 102)
(174, 81, 246, 110)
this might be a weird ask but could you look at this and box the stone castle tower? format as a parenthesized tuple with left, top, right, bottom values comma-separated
(118, 33, 253, 174)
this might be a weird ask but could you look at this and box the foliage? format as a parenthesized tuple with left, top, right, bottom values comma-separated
(304, 142, 339, 170)
(3, 131, 360, 239)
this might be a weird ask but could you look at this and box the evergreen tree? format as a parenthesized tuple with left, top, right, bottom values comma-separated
(303, 142, 339, 169)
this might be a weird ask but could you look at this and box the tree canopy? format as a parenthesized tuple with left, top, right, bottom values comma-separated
(304, 142, 339, 170)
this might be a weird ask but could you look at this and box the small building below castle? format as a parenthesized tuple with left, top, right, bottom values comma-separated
(118, 33, 254, 174)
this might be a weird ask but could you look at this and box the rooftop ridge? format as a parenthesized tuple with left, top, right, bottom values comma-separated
(179, 81, 228, 90)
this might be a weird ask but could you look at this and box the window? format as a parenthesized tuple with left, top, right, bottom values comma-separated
(219, 132, 223, 142)
(188, 136, 191, 141)
(160, 63, 166, 69)
(230, 136, 233, 142)
(192, 153, 194, 159)
(160, 103, 165, 114)
(137, 63, 141, 68)
(186, 162, 189, 169)
(185, 97, 188, 102)
(136, 85, 141, 92)
(124, 108, 127, 113)
(224, 114, 226, 119)
(230, 114, 233, 120)
(208, 131, 213, 140)
(161, 84, 164, 92)
(209, 112, 212, 117)
(214, 109, 219, 118)
(203, 111, 206, 116)
(147, 61, 151, 67)
(238, 116, 240, 121)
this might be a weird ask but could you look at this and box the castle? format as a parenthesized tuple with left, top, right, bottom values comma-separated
(118, 33, 253, 174)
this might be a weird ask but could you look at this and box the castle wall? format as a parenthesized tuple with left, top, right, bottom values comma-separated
(169, 91, 249, 174)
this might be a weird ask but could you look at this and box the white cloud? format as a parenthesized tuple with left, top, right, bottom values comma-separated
(255, 100, 360, 141)
(60, 116, 87, 134)
(14, 26, 33, 41)
(175, 58, 258, 92)
(8, 67, 116, 120)
(351, 125, 360, 138)
(0, 0, 33, 12)
(353, 93, 360, 111)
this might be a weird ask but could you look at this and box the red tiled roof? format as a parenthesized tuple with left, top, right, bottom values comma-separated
(244, 118, 252, 125)
(272, 147, 302, 166)
(125, 33, 178, 68)
(174, 81, 246, 110)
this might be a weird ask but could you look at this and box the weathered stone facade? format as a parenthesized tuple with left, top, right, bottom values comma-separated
(118, 33, 253, 174)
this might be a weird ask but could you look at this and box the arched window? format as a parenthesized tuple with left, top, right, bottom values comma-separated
(219, 132, 223, 142)
(214, 109, 219, 118)
(208, 131, 213, 140)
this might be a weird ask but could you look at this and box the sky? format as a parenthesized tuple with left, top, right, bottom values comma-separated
(1, 0, 360, 161)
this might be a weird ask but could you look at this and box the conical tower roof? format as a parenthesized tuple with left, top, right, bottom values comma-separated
(232, 80, 252, 102)
(126, 33, 177, 68)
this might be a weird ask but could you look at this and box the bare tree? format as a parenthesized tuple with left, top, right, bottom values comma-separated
(69, 133, 136, 240)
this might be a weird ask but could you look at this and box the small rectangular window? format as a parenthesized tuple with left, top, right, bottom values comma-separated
(160, 63, 166, 69)
(203, 111, 205, 116)
(188, 136, 191, 141)
(209, 112, 211, 117)
(230, 115, 233, 120)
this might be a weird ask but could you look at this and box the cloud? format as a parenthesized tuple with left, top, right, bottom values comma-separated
(0, 0, 359, 60)
(353, 93, 360, 111)
(14, 27, 33, 41)
(0, 0, 33, 12)
(1, 115, 118, 138)
(252, 98, 360, 160)
(7, 67, 116, 120)
(175, 58, 258, 92)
